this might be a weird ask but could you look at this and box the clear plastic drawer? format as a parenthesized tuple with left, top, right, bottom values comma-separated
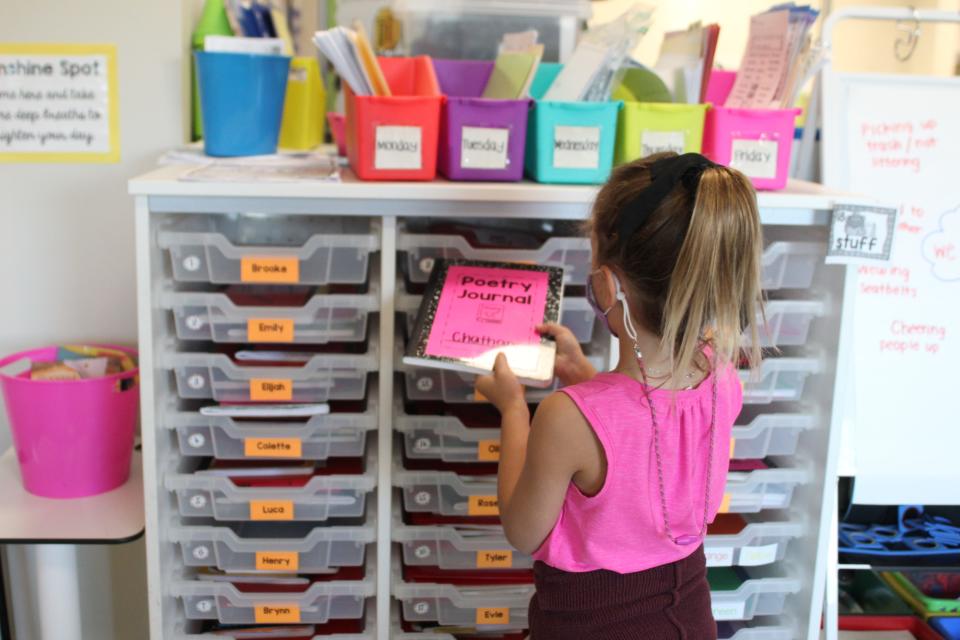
(158, 216, 378, 285)
(161, 284, 379, 344)
(731, 412, 816, 459)
(173, 607, 376, 639)
(740, 358, 820, 404)
(163, 336, 378, 403)
(704, 516, 804, 568)
(398, 226, 591, 286)
(165, 451, 376, 522)
(710, 572, 801, 622)
(394, 468, 497, 518)
(166, 394, 378, 461)
(393, 504, 532, 571)
(724, 468, 808, 514)
(761, 241, 823, 290)
(395, 405, 500, 464)
(397, 289, 596, 345)
(171, 559, 375, 624)
(398, 336, 609, 404)
(719, 622, 793, 640)
(169, 510, 375, 572)
(394, 579, 533, 631)
(753, 300, 826, 347)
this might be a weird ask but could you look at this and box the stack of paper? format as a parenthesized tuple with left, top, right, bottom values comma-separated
(313, 22, 390, 97)
(542, 5, 653, 102)
(726, 3, 820, 109)
(482, 45, 544, 100)
(653, 22, 720, 104)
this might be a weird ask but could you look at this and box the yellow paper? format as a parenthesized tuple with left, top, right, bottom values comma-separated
(352, 21, 391, 97)
(0, 43, 119, 163)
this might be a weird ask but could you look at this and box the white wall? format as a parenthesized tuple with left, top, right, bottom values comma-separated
(0, 1, 190, 638)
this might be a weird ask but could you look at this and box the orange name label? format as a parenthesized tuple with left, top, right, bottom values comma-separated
(254, 603, 301, 623)
(244, 437, 303, 459)
(255, 551, 299, 571)
(250, 378, 293, 401)
(476, 607, 510, 626)
(476, 550, 513, 569)
(730, 437, 736, 459)
(250, 500, 294, 521)
(241, 257, 299, 284)
(468, 495, 499, 516)
(248, 318, 295, 342)
(719, 493, 732, 514)
(477, 439, 501, 462)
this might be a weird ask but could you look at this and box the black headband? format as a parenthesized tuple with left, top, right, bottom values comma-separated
(615, 153, 718, 245)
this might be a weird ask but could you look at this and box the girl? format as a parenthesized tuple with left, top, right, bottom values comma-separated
(476, 152, 764, 639)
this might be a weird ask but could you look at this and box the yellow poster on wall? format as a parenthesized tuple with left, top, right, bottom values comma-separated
(0, 43, 119, 163)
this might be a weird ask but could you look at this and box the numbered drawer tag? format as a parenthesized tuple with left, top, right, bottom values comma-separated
(375, 125, 422, 170)
(241, 257, 299, 284)
(553, 125, 601, 169)
(477, 439, 501, 462)
(256, 551, 299, 572)
(468, 495, 500, 517)
(641, 130, 685, 156)
(244, 437, 303, 459)
(476, 550, 513, 569)
(476, 607, 510, 626)
(255, 603, 301, 623)
(250, 500, 294, 521)
(248, 318, 294, 343)
(461, 126, 510, 169)
(250, 378, 293, 402)
(729, 139, 778, 179)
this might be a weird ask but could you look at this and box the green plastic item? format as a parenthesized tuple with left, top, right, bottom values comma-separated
(708, 567, 746, 592)
(884, 572, 960, 618)
(191, 0, 235, 140)
(614, 102, 708, 165)
(612, 66, 672, 103)
(846, 571, 912, 615)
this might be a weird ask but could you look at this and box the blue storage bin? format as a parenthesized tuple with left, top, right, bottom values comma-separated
(195, 51, 291, 157)
(524, 63, 621, 184)
(933, 617, 960, 639)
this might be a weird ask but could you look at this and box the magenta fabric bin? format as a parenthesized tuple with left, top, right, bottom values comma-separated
(432, 58, 531, 182)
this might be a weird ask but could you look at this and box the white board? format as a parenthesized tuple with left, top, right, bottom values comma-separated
(824, 73, 960, 504)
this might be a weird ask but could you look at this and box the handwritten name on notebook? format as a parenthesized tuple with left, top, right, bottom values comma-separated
(425, 265, 548, 360)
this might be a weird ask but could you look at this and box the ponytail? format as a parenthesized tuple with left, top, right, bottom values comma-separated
(660, 166, 764, 377)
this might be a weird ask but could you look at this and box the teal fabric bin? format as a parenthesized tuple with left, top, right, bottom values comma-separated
(524, 63, 622, 184)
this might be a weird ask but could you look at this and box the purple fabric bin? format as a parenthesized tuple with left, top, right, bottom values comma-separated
(433, 58, 530, 182)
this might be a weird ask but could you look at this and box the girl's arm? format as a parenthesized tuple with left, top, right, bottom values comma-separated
(476, 354, 596, 554)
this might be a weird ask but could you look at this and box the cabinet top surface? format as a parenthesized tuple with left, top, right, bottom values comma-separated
(129, 165, 868, 211)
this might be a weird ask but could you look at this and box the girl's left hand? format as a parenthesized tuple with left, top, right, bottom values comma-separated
(475, 353, 527, 416)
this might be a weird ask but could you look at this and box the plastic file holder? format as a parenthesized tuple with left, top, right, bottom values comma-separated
(397, 288, 596, 345)
(344, 56, 443, 181)
(169, 512, 375, 572)
(166, 395, 378, 460)
(398, 225, 592, 287)
(161, 284, 379, 344)
(731, 413, 816, 459)
(158, 216, 378, 286)
(704, 517, 805, 568)
(739, 358, 821, 405)
(432, 59, 531, 182)
(171, 560, 375, 624)
(165, 450, 376, 522)
(163, 335, 378, 403)
(724, 468, 808, 513)
(702, 107, 802, 191)
(615, 102, 708, 165)
(753, 300, 826, 347)
(709, 573, 801, 622)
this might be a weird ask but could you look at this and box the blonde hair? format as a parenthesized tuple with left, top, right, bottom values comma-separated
(588, 153, 764, 381)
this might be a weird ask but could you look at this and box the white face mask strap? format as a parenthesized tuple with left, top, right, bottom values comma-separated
(611, 274, 640, 346)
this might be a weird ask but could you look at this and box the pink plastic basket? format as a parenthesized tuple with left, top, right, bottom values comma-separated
(702, 106, 801, 190)
(0, 345, 139, 498)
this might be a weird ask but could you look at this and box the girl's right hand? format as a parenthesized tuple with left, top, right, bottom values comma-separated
(537, 323, 597, 386)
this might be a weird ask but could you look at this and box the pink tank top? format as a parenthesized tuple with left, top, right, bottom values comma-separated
(532, 368, 742, 574)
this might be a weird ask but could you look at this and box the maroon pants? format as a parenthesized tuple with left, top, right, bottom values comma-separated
(529, 546, 716, 640)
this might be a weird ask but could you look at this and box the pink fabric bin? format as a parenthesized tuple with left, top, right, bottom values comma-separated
(702, 107, 801, 190)
(0, 345, 139, 498)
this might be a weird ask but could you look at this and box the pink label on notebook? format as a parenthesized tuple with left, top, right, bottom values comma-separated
(425, 265, 548, 361)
